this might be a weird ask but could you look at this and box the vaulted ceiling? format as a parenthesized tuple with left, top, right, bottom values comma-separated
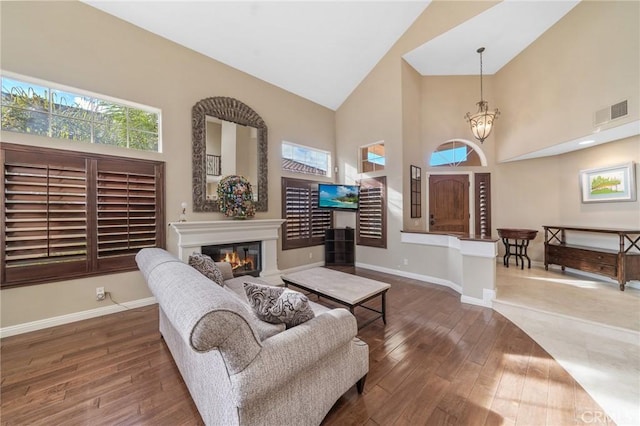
(83, 1, 579, 111)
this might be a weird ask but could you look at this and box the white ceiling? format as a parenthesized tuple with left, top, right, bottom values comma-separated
(403, 0, 580, 76)
(83, 0, 578, 111)
(84, 0, 430, 110)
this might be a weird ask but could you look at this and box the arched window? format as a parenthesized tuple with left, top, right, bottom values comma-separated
(429, 139, 486, 167)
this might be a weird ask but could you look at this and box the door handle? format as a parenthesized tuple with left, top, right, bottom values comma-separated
(430, 219, 435, 226)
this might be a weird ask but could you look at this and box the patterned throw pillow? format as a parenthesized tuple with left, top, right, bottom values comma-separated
(268, 289, 315, 328)
(188, 252, 225, 286)
(243, 282, 285, 324)
(243, 282, 315, 328)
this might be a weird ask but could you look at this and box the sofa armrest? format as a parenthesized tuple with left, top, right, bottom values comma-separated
(228, 308, 360, 405)
(136, 249, 263, 374)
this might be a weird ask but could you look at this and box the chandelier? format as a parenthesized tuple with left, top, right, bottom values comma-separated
(465, 47, 499, 143)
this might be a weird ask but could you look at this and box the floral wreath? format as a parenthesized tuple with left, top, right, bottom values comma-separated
(217, 175, 256, 218)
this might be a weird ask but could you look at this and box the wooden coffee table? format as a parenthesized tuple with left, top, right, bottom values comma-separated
(281, 267, 390, 329)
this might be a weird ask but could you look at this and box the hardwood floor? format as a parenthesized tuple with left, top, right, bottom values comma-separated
(1, 268, 613, 425)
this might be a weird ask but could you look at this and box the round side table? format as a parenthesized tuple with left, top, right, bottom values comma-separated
(497, 228, 538, 269)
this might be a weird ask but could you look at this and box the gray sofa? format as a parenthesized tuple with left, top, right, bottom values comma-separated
(135, 248, 369, 426)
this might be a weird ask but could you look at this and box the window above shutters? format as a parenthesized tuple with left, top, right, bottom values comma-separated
(1, 143, 165, 288)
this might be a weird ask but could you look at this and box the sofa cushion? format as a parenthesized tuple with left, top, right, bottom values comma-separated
(224, 276, 274, 301)
(188, 252, 225, 286)
(268, 289, 315, 328)
(215, 261, 235, 281)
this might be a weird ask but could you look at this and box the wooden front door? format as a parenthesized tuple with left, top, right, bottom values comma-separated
(428, 174, 469, 234)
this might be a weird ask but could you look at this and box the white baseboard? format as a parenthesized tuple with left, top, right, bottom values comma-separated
(356, 262, 463, 294)
(358, 262, 498, 308)
(280, 261, 325, 275)
(0, 296, 157, 339)
(460, 289, 495, 308)
(288, 262, 499, 309)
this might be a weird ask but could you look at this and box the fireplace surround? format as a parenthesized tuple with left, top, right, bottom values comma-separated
(170, 219, 285, 284)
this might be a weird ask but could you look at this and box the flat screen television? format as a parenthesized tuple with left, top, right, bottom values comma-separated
(317, 183, 360, 211)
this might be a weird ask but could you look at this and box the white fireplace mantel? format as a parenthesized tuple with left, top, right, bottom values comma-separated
(170, 219, 286, 284)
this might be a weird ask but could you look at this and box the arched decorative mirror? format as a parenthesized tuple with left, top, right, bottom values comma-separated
(192, 97, 268, 212)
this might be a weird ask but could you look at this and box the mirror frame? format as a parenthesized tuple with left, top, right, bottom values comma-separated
(192, 96, 268, 212)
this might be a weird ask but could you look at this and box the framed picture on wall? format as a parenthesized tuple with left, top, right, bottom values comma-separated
(579, 162, 636, 203)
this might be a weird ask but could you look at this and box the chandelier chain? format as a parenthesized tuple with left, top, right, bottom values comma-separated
(465, 46, 498, 144)
(479, 49, 484, 103)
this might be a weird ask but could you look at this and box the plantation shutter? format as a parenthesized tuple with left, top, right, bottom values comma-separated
(281, 177, 332, 250)
(357, 176, 387, 248)
(310, 188, 332, 244)
(283, 181, 310, 248)
(1, 143, 165, 288)
(96, 159, 161, 271)
(2, 149, 88, 284)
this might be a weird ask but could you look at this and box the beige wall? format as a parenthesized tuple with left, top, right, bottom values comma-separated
(0, 1, 335, 327)
(336, 1, 496, 273)
(337, 0, 638, 278)
(401, 60, 424, 231)
(421, 75, 498, 162)
(494, 137, 640, 262)
(495, 0, 640, 161)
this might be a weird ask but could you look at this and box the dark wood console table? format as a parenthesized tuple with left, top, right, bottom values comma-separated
(543, 226, 640, 291)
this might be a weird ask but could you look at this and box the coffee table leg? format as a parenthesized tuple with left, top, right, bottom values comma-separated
(382, 291, 387, 325)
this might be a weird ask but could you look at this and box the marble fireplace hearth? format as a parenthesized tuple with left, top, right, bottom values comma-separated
(169, 219, 285, 284)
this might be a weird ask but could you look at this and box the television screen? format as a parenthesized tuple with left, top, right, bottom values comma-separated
(318, 184, 360, 210)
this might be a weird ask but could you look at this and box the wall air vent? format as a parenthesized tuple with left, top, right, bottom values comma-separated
(611, 100, 628, 120)
(594, 99, 629, 126)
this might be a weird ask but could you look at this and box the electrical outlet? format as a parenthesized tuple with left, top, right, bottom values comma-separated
(96, 287, 106, 301)
(403, 258, 409, 265)
(309, 252, 313, 259)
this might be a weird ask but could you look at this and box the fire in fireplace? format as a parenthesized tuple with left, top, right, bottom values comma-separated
(201, 241, 261, 277)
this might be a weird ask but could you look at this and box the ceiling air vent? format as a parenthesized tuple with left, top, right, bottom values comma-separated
(594, 99, 629, 126)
